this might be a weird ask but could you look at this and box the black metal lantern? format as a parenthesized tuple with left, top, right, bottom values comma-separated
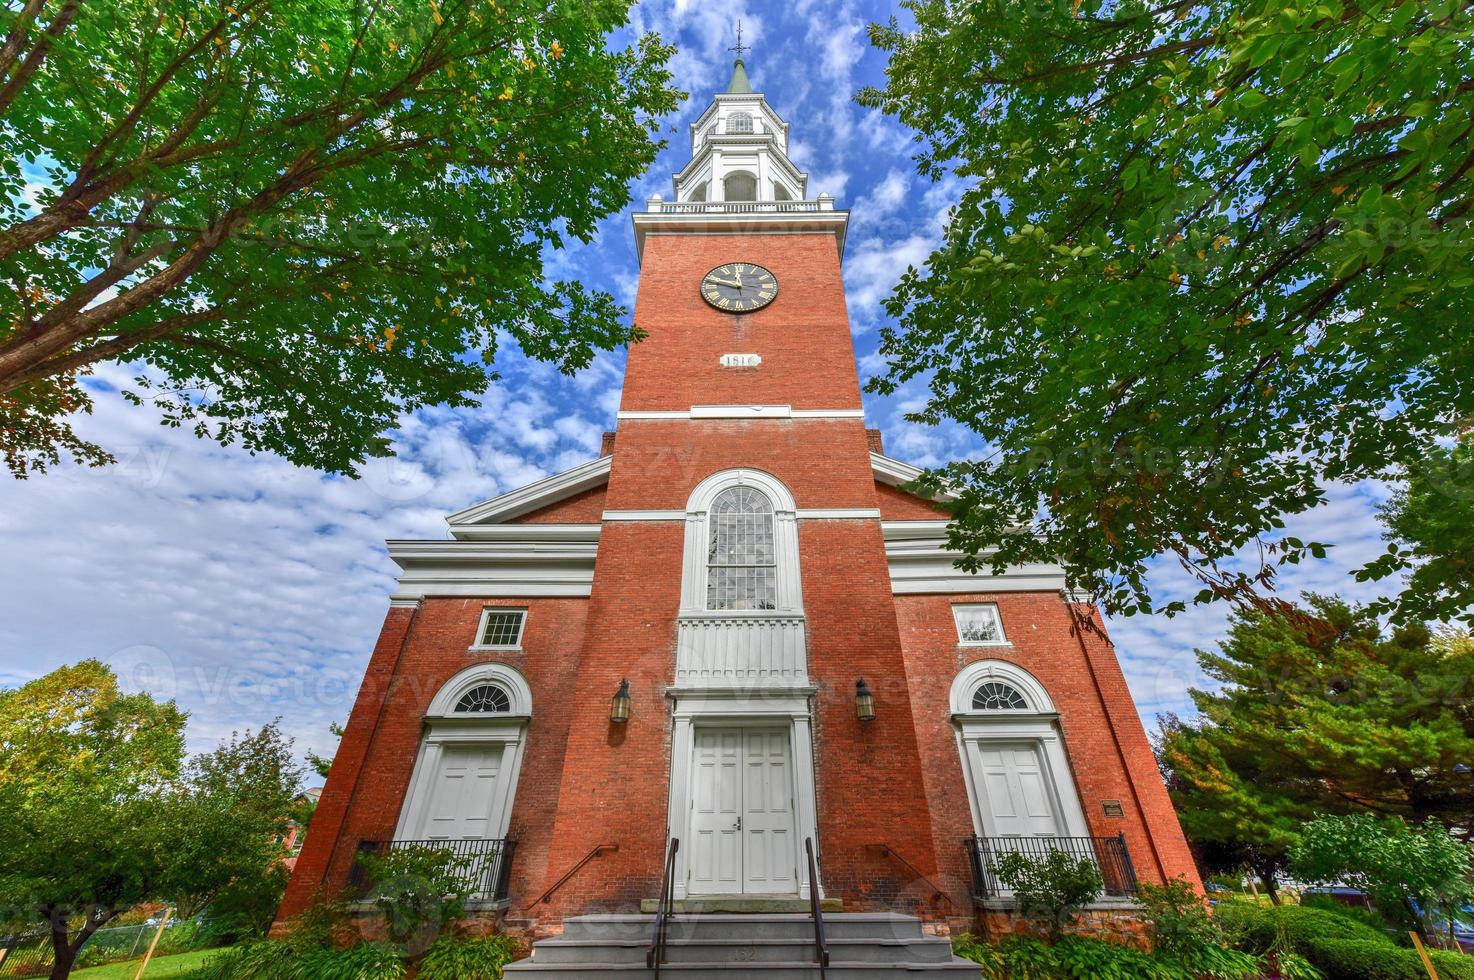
(855, 677, 876, 722)
(610, 678, 632, 723)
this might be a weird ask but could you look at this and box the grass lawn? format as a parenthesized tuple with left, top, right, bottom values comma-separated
(69, 947, 222, 979)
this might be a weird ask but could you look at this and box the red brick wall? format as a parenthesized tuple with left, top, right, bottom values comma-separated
(276, 597, 591, 923)
(891, 591, 1201, 898)
(624, 232, 861, 410)
(508, 484, 607, 524)
(875, 482, 950, 520)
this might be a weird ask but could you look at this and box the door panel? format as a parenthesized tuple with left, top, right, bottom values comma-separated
(688, 727, 798, 894)
(423, 744, 504, 840)
(690, 730, 744, 894)
(742, 729, 797, 893)
(971, 740, 1060, 838)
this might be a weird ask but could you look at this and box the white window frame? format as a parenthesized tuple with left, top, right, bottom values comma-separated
(679, 469, 803, 615)
(948, 661, 1090, 843)
(953, 603, 1009, 646)
(470, 607, 527, 651)
(394, 662, 533, 845)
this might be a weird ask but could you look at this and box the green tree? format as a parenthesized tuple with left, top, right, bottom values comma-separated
(0, 661, 303, 979)
(1290, 813, 1474, 946)
(1158, 597, 1474, 899)
(0, 0, 679, 478)
(859, 0, 1473, 618)
(164, 724, 304, 928)
(1362, 438, 1474, 626)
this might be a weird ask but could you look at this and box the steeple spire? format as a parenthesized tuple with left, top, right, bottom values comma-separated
(726, 22, 753, 94)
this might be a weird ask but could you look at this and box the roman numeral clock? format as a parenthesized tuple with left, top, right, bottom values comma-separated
(701, 263, 778, 313)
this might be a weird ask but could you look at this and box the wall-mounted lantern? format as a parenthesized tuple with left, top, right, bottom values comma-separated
(610, 678, 632, 724)
(855, 677, 876, 722)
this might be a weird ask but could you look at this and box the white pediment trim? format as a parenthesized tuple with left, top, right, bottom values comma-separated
(447, 455, 611, 526)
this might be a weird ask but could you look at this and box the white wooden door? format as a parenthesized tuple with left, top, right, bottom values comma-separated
(690, 729, 744, 894)
(970, 741, 1061, 838)
(421, 743, 505, 840)
(742, 729, 797, 893)
(689, 727, 798, 894)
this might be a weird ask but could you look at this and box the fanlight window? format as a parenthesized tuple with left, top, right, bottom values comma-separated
(972, 681, 1029, 711)
(455, 684, 512, 714)
(707, 487, 777, 610)
(727, 112, 754, 134)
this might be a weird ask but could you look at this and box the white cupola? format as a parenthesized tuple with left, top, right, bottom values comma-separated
(672, 58, 809, 204)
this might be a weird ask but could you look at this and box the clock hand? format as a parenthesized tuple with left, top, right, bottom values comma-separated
(708, 276, 744, 288)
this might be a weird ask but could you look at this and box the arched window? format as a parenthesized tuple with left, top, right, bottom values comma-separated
(772, 182, 792, 201)
(688, 182, 708, 202)
(971, 681, 1028, 711)
(727, 112, 754, 134)
(707, 487, 776, 610)
(455, 684, 512, 713)
(724, 172, 757, 202)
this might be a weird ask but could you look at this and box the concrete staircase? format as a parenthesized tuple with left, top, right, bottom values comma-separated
(502, 913, 983, 978)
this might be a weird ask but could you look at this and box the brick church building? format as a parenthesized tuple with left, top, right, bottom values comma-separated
(278, 56, 1199, 972)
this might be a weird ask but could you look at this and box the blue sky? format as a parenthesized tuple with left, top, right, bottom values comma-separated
(0, 0, 1399, 769)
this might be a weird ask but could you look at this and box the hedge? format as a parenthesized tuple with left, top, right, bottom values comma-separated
(1214, 900, 1474, 980)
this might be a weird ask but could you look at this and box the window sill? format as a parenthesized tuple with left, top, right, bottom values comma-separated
(958, 641, 1013, 649)
(467, 646, 523, 654)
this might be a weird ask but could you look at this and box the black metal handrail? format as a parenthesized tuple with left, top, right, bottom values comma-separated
(351, 837, 517, 903)
(805, 838, 829, 978)
(964, 834, 1137, 899)
(647, 837, 679, 978)
(868, 842, 954, 911)
(536, 843, 618, 905)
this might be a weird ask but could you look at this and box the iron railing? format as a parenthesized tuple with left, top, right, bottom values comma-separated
(647, 838, 679, 978)
(965, 835, 1137, 899)
(805, 838, 829, 979)
(352, 838, 516, 903)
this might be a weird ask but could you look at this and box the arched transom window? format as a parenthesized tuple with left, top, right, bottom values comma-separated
(707, 486, 777, 610)
(972, 681, 1029, 711)
(727, 112, 754, 133)
(454, 684, 512, 714)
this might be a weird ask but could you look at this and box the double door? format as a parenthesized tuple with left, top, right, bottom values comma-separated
(688, 727, 799, 895)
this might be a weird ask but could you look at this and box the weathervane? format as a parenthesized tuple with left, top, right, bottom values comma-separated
(729, 21, 750, 59)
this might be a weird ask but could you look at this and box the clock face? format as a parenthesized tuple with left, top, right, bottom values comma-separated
(701, 263, 778, 313)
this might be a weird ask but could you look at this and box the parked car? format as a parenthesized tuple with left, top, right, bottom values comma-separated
(1301, 886, 1372, 908)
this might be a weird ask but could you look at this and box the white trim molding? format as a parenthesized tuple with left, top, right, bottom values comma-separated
(881, 522, 1067, 595)
(394, 662, 534, 843)
(664, 691, 822, 901)
(617, 405, 865, 421)
(949, 660, 1056, 716)
(681, 468, 802, 614)
(388, 527, 601, 600)
(428, 661, 535, 717)
(448, 455, 610, 526)
(949, 662, 1090, 844)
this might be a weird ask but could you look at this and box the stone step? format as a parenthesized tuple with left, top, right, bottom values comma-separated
(560, 913, 926, 944)
(527, 936, 957, 965)
(503, 962, 982, 979)
(504, 913, 982, 978)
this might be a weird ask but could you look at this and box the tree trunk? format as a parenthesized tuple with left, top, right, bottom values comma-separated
(46, 928, 76, 980)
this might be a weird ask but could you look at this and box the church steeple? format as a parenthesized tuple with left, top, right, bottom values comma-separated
(632, 29, 847, 262)
(725, 58, 753, 95)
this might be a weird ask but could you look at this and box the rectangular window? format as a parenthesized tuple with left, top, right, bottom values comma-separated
(953, 604, 1007, 645)
(474, 609, 526, 649)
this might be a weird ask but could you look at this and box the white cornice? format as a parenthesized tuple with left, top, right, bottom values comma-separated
(387, 530, 600, 600)
(879, 519, 1065, 595)
(631, 209, 849, 262)
(447, 455, 611, 527)
(617, 405, 865, 421)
